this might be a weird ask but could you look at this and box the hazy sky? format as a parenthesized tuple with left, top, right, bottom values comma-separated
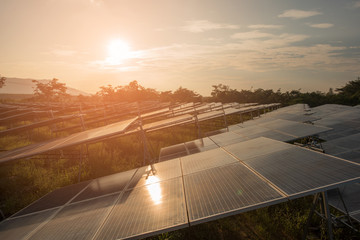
(1, 0, 359, 95)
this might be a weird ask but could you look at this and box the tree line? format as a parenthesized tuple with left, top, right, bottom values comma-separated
(30, 77, 360, 107)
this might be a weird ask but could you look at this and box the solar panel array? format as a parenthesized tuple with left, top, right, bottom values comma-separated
(0, 117, 138, 163)
(2, 137, 360, 239)
(0, 103, 278, 164)
(159, 117, 330, 161)
(308, 105, 360, 222)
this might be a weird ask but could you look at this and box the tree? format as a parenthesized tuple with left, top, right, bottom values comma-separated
(173, 87, 201, 102)
(336, 77, 360, 105)
(32, 78, 69, 101)
(0, 75, 6, 88)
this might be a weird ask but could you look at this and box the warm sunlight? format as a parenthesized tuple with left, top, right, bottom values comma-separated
(145, 175, 162, 205)
(106, 39, 131, 65)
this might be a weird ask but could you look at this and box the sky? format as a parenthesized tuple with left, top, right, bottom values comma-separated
(1, 0, 359, 96)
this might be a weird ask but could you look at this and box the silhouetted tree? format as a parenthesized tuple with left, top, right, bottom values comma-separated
(335, 77, 360, 105)
(173, 87, 201, 102)
(32, 78, 69, 101)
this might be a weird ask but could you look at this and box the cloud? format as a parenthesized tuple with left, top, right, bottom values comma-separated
(181, 20, 239, 33)
(278, 9, 322, 19)
(308, 23, 334, 29)
(232, 31, 273, 40)
(91, 29, 358, 76)
(248, 24, 283, 29)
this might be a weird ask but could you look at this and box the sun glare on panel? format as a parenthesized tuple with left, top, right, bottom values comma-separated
(146, 175, 163, 205)
(106, 39, 131, 65)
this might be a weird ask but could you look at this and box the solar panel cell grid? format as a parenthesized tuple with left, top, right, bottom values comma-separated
(209, 131, 245, 147)
(127, 159, 182, 190)
(72, 169, 137, 203)
(0, 209, 57, 240)
(158, 143, 187, 161)
(183, 162, 284, 224)
(328, 184, 360, 213)
(181, 148, 238, 175)
(13, 180, 91, 217)
(334, 151, 360, 164)
(28, 194, 118, 240)
(95, 177, 188, 240)
(224, 137, 292, 161)
(185, 138, 218, 154)
(234, 147, 360, 197)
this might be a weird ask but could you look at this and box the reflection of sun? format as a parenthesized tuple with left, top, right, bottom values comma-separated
(106, 39, 131, 65)
(146, 175, 162, 205)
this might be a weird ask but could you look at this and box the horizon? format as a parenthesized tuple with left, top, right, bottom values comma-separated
(1, 0, 360, 96)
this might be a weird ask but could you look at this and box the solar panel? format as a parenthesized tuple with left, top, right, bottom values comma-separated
(196, 110, 223, 121)
(143, 114, 193, 131)
(209, 131, 246, 147)
(321, 133, 360, 163)
(158, 143, 188, 161)
(232, 125, 271, 136)
(159, 138, 218, 161)
(94, 177, 188, 240)
(334, 151, 360, 164)
(183, 162, 285, 224)
(185, 137, 218, 154)
(310, 104, 353, 119)
(13, 180, 91, 217)
(28, 194, 118, 240)
(225, 138, 360, 197)
(0, 208, 57, 240)
(127, 159, 182, 190)
(322, 143, 349, 155)
(328, 184, 360, 214)
(223, 137, 292, 160)
(72, 169, 137, 203)
(0, 117, 138, 163)
(181, 148, 238, 175)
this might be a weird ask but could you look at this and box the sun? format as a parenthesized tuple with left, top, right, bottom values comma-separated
(106, 39, 131, 65)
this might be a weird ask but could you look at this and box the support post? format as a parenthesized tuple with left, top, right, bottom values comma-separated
(194, 112, 202, 139)
(138, 106, 152, 166)
(303, 193, 320, 240)
(221, 104, 228, 131)
(337, 188, 354, 228)
(78, 145, 83, 183)
(303, 192, 334, 240)
(322, 191, 334, 240)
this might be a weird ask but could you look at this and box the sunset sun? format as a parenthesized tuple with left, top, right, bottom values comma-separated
(106, 39, 131, 65)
